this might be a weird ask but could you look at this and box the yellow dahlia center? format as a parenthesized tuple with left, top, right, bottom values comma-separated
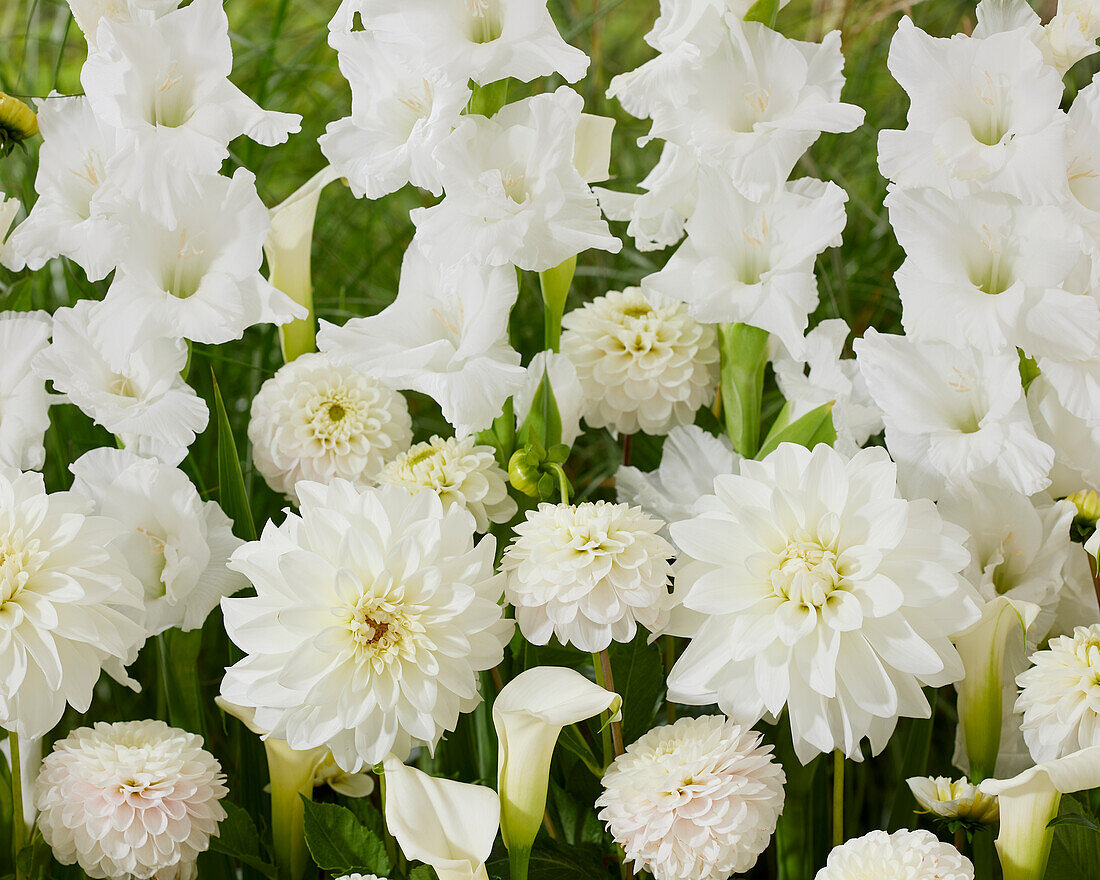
(0, 533, 40, 625)
(773, 539, 841, 608)
(345, 596, 418, 663)
(309, 387, 367, 447)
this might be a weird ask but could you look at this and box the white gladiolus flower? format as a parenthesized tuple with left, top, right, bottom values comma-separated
(495, 667, 620, 856)
(379, 435, 515, 533)
(1, 96, 123, 280)
(643, 177, 848, 353)
(65, 0, 180, 50)
(248, 352, 412, 503)
(560, 287, 719, 436)
(320, 32, 470, 199)
(411, 87, 621, 272)
(1017, 624, 1100, 762)
(0, 468, 146, 738)
(770, 319, 883, 456)
(0, 192, 18, 246)
(645, 0, 793, 52)
(220, 480, 513, 772)
(980, 746, 1100, 880)
(596, 715, 785, 880)
(513, 351, 585, 448)
(69, 448, 246, 636)
(610, 14, 864, 200)
(1044, 0, 1100, 73)
(34, 299, 208, 466)
(667, 443, 981, 763)
(815, 829, 974, 880)
(502, 501, 674, 652)
(0, 310, 53, 471)
(382, 755, 500, 880)
(1060, 77, 1100, 255)
(36, 720, 227, 880)
(854, 330, 1053, 499)
(885, 187, 1084, 353)
(318, 244, 525, 437)
(332, 0, 589, 86)
(104, 169, 305, 345)
(907, 776, 1000, 824)
(878, 16, 1066, 201)
(1028, 376, 1100, 494)
(80, 0, 300, 223)
(616, 425, 740, 536)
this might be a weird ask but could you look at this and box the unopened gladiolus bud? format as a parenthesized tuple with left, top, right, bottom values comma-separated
(265, 166, 340, 363)
(494, 667, 621, 868)
(0, 93, 37, 157)
(1068, 489, 1100, 528)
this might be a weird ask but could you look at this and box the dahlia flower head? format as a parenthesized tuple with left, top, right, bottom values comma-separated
(560, 287, 719, 436)
(906, 776, 999, 825)
(815, 829, 974, 880)
(36, 720, 228, 880)
(0, 467, 146, 738)
(378, 435, 515, 533)
(596, 714, 785, 880)
(667, 443, 982, 763)
(220, 480, 513, 772)
(1017, 623, 1100, 762)
(248, 351, 412, 503)
(502, 500, 674, 652)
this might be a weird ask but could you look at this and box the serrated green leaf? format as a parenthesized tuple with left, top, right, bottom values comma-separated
(208, 802, 279, 880)
(301, 798, 389, 876)
(211, 373, 256, 541)
(408, 866, 439, 880)
(756, 401, 837, 460)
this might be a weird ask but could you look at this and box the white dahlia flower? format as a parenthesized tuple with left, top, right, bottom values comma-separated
(249, 352, 412, 502)
(69, 448, 246, 635)
(220, 480, 512, 771)
(907, 776, 999, 825)
(596, 715, 785, 880)
(815, 829, 974, 880)
(1016, 624, 1100, 762)
(0, 467, 145, 738)
(560, 287, 719, 436)
(378, 435, 515, 533)
(501, 501, 674, 652)
(667, 443, 981, 763)
(36, 720, 228, 880)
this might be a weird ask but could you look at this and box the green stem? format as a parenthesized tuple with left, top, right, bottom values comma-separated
(377, 765, 398, 871)
(591, 653, 614, 768)
(508, 844, 531, 880)
(539, 256, 577, 352)
(10, 731, 24, 880)
(548, 463, 571, 504)
(717, 323, 770, 457)
(832, 750, 845, 848)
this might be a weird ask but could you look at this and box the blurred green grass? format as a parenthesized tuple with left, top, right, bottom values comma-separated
(1, 0, 1097, 513)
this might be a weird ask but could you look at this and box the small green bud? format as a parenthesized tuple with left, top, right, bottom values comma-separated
(1069, 489, 1100, 527)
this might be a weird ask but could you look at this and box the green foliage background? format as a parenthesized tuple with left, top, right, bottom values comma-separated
(2, 1, 1100, 878)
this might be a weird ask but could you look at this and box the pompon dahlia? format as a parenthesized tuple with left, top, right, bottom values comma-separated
(36, 720, 228, 880)
(501, 501, 674, 652)
(667, 443, 981, 763)
(596, 715, 785, 880)
(906, 776, 999, 825)
(378, 435, 516, 533)
(560, 287, 718, 436)
(0, 467, 145, 738)
(815, 829, 974, 880)
(1016, 624, 1100, 761)
(220, 480, 513, 771)
(249, 352, 412, 502)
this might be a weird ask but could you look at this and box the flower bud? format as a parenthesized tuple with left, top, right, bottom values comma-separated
(0, 93, 37, 157)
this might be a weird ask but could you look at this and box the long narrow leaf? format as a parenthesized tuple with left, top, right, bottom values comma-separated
(211, 373, 256, 542)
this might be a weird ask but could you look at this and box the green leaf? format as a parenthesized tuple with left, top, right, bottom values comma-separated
(1046, 795, 1100, 879)
(208, 802, 280, 880)
(526, 840, 614, 880)
(157, 628, 206, 736)
(301, 798, 390, 876)
(743, 0, 781, 25)
(475, 397, 516, 470)
(408, 867, 439, 880)
(883, 690, 938, 831)
(608, 634, 665, 746)
(517, 369, 563, 451)
(756, 401, 837, 460)
(1019, 348, 1041, 392)
(717, 323, 770, 457)
(211, 373, 256, 541)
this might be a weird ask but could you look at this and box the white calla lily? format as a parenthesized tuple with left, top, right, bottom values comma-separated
(264, 166, 341, 363)
(953, 597, 1041, 782)
(382, 754, 500, 880)
(494, 667, 621, 859)
(980, 746, 1100, 880)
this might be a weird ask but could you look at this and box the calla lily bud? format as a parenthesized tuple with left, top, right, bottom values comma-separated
(382, 754, 500, 880)
(0, 93, 37, 157)
(265, 166, 340, 364)
(493, 666, 621, 858)
(980, 746, 1100, 880)
(953, 597, 1040, 781)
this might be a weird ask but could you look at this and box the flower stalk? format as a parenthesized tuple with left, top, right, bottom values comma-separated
(9, 731, 24, 879)
(832, 750, 844, 848)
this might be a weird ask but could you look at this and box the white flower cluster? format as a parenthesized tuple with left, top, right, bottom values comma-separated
(317, 0, 620, 438)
